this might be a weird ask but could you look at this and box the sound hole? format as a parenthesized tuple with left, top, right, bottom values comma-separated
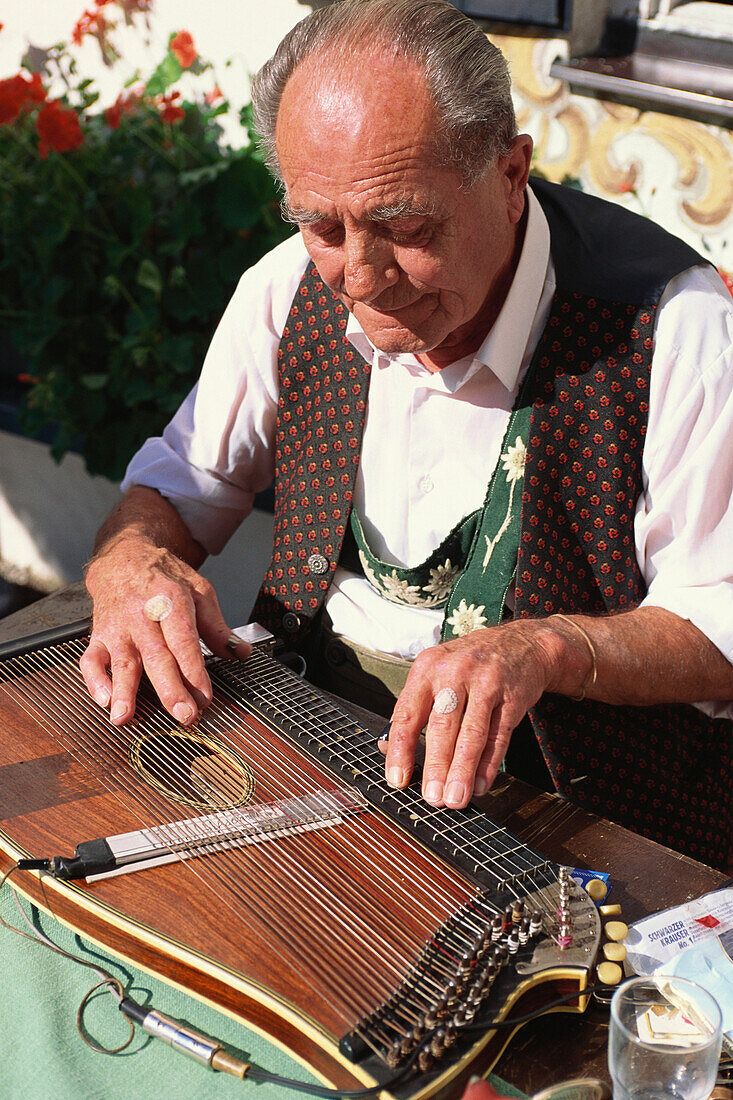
(129, 731, 255, 810)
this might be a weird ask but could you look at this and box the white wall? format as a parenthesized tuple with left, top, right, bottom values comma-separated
(0, 0, 307, 137)
(0, 431, 274, 624)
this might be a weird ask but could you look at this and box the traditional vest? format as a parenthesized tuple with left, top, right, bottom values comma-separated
(252, 179, 732, 869)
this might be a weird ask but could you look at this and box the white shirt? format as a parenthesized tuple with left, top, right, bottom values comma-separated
(122, 190, 733, 717)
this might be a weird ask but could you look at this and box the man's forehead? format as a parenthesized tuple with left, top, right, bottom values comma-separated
(276, 48, 437, 156)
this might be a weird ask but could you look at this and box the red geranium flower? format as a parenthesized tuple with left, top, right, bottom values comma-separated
(104, 89, 141, 129)
(0, 72, 46, 125)
(26, 72, 47, 104)
(170, 30, 197, 69)
(205, 84, 224, 105)
(35, 100, 84, 156)
(159, 90, 185, 124)
(0, 75, 31, 124)
(72, 6, 109, 46)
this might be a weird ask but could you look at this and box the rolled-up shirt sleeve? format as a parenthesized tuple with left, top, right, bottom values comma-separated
(636, 264, 733, 718)
(121, 233, 308, 555)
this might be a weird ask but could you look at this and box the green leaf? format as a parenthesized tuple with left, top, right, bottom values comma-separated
(81, 373, 109, 391)
(178, 161, 229, 187)
(144, 53, 182, 96)
(136, 258, 163, 296)
(103, 275, 122, 300)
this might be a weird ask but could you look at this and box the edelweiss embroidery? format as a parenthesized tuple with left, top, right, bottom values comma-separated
(482, 435, 526, 573)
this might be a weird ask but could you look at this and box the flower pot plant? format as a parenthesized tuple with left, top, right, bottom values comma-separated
(0, 2, 291, 481)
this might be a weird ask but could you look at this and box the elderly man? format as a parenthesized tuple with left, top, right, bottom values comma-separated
(82, 0, 733, 869)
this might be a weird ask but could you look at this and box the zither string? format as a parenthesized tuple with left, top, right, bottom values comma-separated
(211, 653, 561, 934)
(0, 650, 428, 1031)
(0, 642, 490, 1036)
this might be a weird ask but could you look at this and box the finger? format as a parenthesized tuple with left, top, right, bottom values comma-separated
(385, 690, 430, 790)
(79, 637, 113, 709)
(421, 690, 468, 807)
(157, 592, 213, 708)
(442, 696, 496, 808)
(135, 628, 200, 726)
(107, 643, 146, 725)
(474, 704, 524, 794)
(190, 578, 252, 661)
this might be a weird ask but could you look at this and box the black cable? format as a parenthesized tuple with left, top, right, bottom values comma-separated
(239, 983, 609, 1097)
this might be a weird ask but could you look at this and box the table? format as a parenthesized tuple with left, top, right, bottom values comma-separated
(0, 587, 728, 1097)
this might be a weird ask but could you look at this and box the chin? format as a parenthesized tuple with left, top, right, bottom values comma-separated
(352, 301, 445, 357)
(357, 317, 441, 357)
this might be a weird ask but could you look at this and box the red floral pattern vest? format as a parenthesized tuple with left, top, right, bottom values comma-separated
(252, 180, 732, 869)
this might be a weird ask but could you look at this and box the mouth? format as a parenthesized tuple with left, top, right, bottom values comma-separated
(350, 292, 432, 318)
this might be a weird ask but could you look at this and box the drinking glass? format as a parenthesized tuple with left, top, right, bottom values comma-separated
(608, 975, 722, 1100)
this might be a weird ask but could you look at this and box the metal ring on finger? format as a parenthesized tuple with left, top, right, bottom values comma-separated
(432, 687, 459, 716)
(143, 594, 174, 622)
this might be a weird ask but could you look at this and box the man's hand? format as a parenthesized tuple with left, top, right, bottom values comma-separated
(383, 605, 733, 809)
(383, 618, 588, 808)
(80, 488, 251, 726)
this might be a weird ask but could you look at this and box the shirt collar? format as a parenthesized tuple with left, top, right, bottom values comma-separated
(345, 185, 551, 392)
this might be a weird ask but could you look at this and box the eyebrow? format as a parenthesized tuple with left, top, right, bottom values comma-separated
(281, 196, 438, 226)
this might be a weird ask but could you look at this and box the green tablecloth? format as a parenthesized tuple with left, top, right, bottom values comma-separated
(0, 885, 526, 1100)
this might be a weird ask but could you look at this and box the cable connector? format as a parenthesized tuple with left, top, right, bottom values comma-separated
(119, 998, 250, 1078)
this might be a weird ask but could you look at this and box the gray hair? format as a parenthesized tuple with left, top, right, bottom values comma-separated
(251, 0, 517, 188)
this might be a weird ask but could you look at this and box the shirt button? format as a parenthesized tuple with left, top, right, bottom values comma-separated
(418, 475, 434, 494)
(306, 553, 329, 575)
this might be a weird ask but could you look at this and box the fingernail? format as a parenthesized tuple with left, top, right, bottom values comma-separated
(93, 688, 111, 708)
(387, 766, 405, 787)
(474, 777, 489, 796)
(445, 781, 466, 805)
(110, 702, 127, 722)
(424, 780, 443, 804)
(173, 703, 195, 724)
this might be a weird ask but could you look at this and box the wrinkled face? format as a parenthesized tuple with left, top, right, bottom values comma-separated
(275, 54, 531, 368)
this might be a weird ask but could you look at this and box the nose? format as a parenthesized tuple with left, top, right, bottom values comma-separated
(342, 230, 398, 303)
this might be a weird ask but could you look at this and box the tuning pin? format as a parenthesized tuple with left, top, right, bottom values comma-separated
(430, 1028, 446, 1058)
(386, 1042, 402, 1068)
(480, 959, 498, 988)
(558, 922, 573, 949)
(418, 1049, 433, 1073)
(511, 899, 525, 924)
(529, 910, 543, 937)
(519, 915, 531, 945)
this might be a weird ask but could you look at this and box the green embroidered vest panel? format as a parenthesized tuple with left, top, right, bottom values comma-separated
(251, 180, 732, 869)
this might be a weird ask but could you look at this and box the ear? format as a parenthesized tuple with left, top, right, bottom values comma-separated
(500, 134, 533, 224)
